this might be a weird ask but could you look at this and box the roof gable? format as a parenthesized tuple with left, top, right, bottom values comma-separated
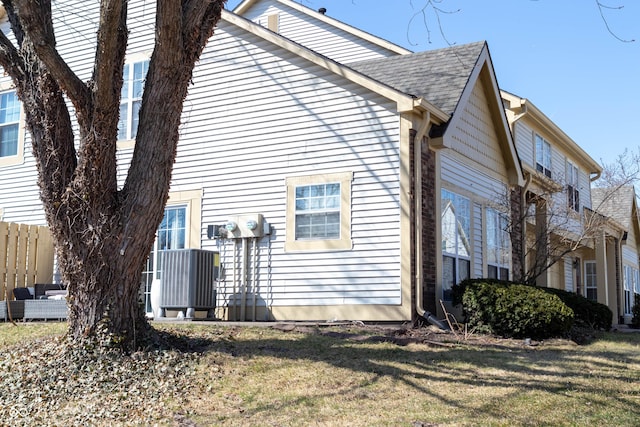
(233, 0, 411, 60)
(352, 42, 522, 186)
(349, 42, 485, 116)
(592, 186, 640, 234)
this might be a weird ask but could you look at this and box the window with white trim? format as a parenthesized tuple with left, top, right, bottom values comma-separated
(118, 60, 149, 141)
(624, 265, 636, 315)
(585, 261, 597, 301)
(567, 162, 580, 212)
(441, 189, 471, 301)
(486, 207, 510, 281)
(285, 172, 352, 252)
(0, 91, 20, 158)
(535, 134, 552, 178)
(295, 182, 340, 240)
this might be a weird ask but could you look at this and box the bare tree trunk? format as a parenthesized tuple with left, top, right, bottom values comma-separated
(0, 0, 225, 350)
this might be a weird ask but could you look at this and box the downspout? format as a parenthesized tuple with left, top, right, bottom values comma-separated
(520, 172, 533, 281)
(413, 111, 448, 330)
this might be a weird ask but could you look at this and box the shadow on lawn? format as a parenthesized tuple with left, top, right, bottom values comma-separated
(164, 324, 640, 423)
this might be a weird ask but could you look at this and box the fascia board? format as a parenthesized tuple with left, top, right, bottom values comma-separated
(516, 97, 601, 175)
(232, 0, 412, 56)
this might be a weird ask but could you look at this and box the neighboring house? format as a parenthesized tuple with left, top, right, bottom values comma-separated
(502, 91, 603, 292)
(592, 187, 640, 324)
(0, 0, 524, 323)
(502, 91, 634, 323)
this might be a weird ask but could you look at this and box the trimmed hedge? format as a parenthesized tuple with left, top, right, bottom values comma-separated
(540, 287, 612, 330)
(453, 279, 574, 339)
(632, 294, 640, 329)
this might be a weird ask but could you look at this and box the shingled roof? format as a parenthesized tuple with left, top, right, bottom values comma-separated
(592, 186, 638, 231)
(349, 41, 486, 116)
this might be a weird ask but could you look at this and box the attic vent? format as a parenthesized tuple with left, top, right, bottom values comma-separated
(267, 13, 279, 33)
(318, 7, 327, 15)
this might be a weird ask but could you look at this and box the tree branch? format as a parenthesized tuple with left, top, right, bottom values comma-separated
(1, 1, 26, 46)
(92, 0, 128, 117)
(0, 30, 26, 82)
(596, 0, 635, 43)
(14, 0, 90, 107)
(182, 0, 225, 62)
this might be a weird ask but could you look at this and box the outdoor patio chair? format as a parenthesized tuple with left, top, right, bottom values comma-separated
(13, 287, 33, 300)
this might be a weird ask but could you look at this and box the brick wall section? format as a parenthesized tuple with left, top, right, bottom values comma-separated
(409, 130, 416, 321)
(421, 137, 438, 314)
(510, 186, 524, 282)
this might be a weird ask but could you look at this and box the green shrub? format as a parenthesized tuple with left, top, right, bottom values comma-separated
(541, 287, 612, 330)
(455, 280, 574, 339)
(632, 294, 640, 329)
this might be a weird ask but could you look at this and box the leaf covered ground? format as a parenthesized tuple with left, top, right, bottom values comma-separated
(0, 322, 638, 426)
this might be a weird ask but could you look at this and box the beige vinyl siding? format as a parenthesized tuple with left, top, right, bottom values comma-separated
(179, 22, 403, 310)
(447, 78, 509, 183)
(513, 121, 535, 168)
(441, 154, 507, 202)
(564, 255, 574, 292)
(623, 246, 638, 267)
(625, 224, 638, 253)
(578, 166, 592, 210)
(473, 202, 483, 277)
(241, 0, 399, 63)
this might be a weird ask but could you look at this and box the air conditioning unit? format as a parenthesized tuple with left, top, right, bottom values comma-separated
(159, 249, 218, 318)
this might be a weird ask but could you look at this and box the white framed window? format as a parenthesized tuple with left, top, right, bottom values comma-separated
(535, 134, 551, 178)
(567, 161, 580, 212)
(285, 172, 352, 252)
(118, 59, 149, 141)
(486, 207, 510, 281)
(0, 91, 20, 157)
(0, 88, 25, 167)
(624, 265, 636, 315)
(441, 189, 471, 301)
(585, 261, 597, 301)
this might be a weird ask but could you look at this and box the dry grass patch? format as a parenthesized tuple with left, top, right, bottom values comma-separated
(175, 324, 640, 426)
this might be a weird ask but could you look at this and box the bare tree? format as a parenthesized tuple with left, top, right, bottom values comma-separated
(0, 0, 225, 350)
(505, 150, 640, 286)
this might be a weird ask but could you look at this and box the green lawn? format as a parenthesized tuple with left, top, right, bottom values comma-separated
(1, 322, 639, 426)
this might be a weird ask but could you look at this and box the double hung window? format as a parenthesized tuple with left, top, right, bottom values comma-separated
(585, 261, 597, 301)
(0, 91, 20, 158)
(119, 60, 149, 141)
(285, 172, 352, 252)
(535, 134, 551, 178)
(486, 208, 510, 281)
(567, 162, 580, 212)
(294, 182, 341, 240)
(441, 189, 471, 301)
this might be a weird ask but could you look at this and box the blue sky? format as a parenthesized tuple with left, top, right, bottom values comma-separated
(225, 0, 639, 166)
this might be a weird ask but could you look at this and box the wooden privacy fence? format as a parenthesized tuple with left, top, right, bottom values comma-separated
(0, 221, 54, 300)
